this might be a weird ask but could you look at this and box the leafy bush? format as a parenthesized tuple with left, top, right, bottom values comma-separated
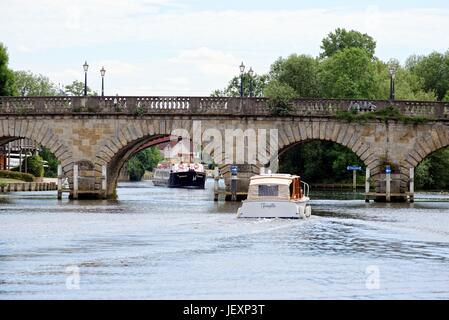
(335, 106, 429, 124)
(128, 158, 145, 181)
(39, 147, 58, 178)
(0, 170, 35, 182)
(20, 155, 45, 177)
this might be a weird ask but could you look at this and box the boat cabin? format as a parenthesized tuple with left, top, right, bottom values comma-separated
(247, 174, 304, 201)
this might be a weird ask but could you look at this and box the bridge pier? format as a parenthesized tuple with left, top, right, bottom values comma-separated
(366, 167, 412, 203)
(69, 163, 108, 200)
(219, 164, 260, 201)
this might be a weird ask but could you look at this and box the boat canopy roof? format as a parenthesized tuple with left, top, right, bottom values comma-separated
(249, 174, 299, 186)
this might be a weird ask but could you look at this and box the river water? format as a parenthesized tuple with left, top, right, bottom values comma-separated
(1, 180, 449, 299)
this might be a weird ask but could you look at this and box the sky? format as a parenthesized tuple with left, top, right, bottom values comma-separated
(1, 0, 449, 96)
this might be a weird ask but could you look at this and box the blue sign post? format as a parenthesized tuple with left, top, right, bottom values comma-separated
(385, 165, 392, 174)
(347, 165, 362, 191)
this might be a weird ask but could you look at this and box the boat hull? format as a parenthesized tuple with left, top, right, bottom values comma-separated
(154, 170, 206, 189)
(237, 199, 311, 219)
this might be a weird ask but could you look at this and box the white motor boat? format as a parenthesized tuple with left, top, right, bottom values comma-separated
(237, 174, 311, 219)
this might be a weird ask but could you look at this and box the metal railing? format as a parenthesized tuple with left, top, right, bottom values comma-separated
(301, 181, 310, 198)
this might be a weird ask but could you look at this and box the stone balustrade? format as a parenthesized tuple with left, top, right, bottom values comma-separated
(0, 96, 448, 119)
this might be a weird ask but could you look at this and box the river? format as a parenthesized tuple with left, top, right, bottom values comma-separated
(1, 180, 449, 299)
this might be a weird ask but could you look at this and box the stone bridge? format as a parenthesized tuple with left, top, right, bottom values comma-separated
(0, 96, 448, 201)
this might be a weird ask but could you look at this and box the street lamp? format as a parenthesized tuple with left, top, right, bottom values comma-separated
(239, 62, 245, 98)
(389, 64, 396, 101)
(83, 61, 89, 96)
(100, 66, 106, 97)
(248, 67, 254, 97)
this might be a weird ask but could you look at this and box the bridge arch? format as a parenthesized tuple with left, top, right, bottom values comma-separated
(95, 119, 197, 197)
(0, 118, 72, 173)
(404, 124, 449, 169)
(266, 120, 380, 174)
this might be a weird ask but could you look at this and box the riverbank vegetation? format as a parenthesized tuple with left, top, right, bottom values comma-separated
(0, 170, 35, 182)
(127, 147, 163, 181)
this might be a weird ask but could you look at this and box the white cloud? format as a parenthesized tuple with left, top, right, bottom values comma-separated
(169, 47, 240, 77)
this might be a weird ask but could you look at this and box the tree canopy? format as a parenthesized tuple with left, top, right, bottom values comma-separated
(211, 73, 269, 97)
(64, 80, 97, 96)
(320, 28, 377, 59)
(318, 47, 378, 99)
(405, 52, 449, 101)
(0, 43, 17, 96)
(269, 54, 320, 98)
(13, 70, 59, 96)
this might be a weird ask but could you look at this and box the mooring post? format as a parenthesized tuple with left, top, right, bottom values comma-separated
(57, 164, 62, 200)
(231, 175, 237, 201)
(101, 165, 107, 198)
(213, 176, 219, 201)
(353, 170, 357, 192)
(213, 167, 219, 201)
(409, 167, 415, 203)
(365, 168, 370, 203)
(73, 164, 79, 200)
(386, 171, 391, 203)
(230, 165, 238, 201)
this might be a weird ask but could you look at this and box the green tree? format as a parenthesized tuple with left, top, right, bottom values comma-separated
(23, 154, 44, 178)
(136, 147, 163, 172)
(406, 52, 449, 101)
(127, 147, 163, 181)
(415, 158, 433, 189)
(415, 148, 449, 190)
(211, 73, 269, 97)
(279, 141, 363, 184)
(39, 147, 59, 177)
(373, 60, 436, 101)
(318, 47, 378, 99)
(443, 90, 449, 102)
(0, 43, 17, 96)
(263, 80, 297, 116)
(65, 80, 97, 96)
(320, 28, 376, 59)
(13, 70, 58, 96)
(128, 158, 145, 181)
(269, 54, 320, 98)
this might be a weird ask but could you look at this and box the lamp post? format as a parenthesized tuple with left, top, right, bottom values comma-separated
(83, 61, 89, 96)
(239, 62, 245, 98)
(100, 66, 106, 97)
(389, 65, 396, 101)
(248, 67, 254, 97)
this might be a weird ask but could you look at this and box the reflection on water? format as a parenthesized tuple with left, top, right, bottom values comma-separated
(1, 180, 449, 299)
